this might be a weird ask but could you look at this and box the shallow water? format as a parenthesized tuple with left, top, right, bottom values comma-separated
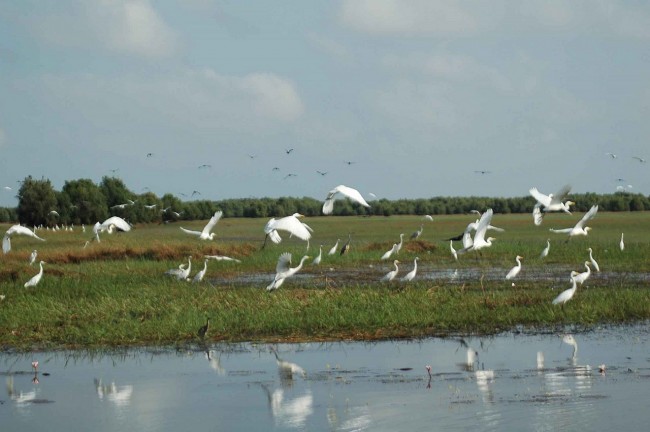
(2, 323, 650, 431)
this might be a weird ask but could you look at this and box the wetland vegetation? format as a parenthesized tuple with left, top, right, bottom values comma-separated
(1, 212, 649, 350)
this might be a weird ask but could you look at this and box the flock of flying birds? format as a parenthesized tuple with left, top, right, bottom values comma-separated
(2, 180, 628, 307)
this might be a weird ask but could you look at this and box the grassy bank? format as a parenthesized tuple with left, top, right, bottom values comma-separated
(1, 212, 649, 350)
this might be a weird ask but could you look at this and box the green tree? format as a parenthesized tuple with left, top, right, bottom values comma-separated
(16, 176, 58, 226)
(62, 179, 108, 224)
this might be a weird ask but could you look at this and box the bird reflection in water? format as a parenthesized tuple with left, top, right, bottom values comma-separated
(562, 334, 578, 365)
(205, 350, 226, 376)
(6, 376, 39, 406)
(94, 379, 133, 407)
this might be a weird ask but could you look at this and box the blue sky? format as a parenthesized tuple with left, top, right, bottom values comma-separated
(1, 0, 649, 207)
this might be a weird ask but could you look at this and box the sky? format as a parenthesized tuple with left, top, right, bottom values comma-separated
(1, 0, 649, 207)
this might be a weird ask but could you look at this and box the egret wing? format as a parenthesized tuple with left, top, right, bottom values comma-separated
(180, 227, 201, 236)
(529, 188, 551, 207)
(473, 209, 493, 243)
(271, 217, 312, 241)
(202, 211, 223, 236)
(275, 252, 292, 274)
(574, 205, 598, 229)
(549, 185, 571, 206)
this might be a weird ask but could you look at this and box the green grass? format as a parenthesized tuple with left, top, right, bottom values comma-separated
(1, 211, 649, 350)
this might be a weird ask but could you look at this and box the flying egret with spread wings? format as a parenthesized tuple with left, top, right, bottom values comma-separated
(529, 185, 574, 225)
(3, 225, 46, 254)
(180, 210, 223, 240)
(322, 185, 370, 215)
(266, 253, 310, 291)
(264, 213, 312, 245)
(457, 209, 496, 254)
(549, 205, 598, 238)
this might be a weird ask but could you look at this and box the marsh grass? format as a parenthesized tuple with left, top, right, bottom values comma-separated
(1, 212, 649, 350)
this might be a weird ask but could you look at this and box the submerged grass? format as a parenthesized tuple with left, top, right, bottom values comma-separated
(1, 212, 649, 350)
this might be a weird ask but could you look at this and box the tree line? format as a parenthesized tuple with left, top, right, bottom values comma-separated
(0, 176, 648, 225)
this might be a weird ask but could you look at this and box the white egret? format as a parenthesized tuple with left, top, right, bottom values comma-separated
(322, 185, 370, 215)
(620, 233, 625, 251)
(270, 347, 306, 380)
(144, 204, 157, 210)
(328, 239, 340, 255)
(312, 245, 323, 265)
(48, 210, 59, 217)
(549, 205, 598, 238)
(410, 225, 423, 240)
(204, 254, 242, 263)
(457, 209, 496, 254)
(587, 248, 600, 272)
(24, 261, 46, 288)
(632, 156, 646, 163)
(380, 260, 400, 282)
(192, 259, 208, 283)
(264, 213, 312, 245)
(605, 152, 617, 159)
(529, 185, 574, 225)
(423, 215, 434, 221)
(380, 243, 399, 260)
(266, 253, 310, 291)
(571, 261, 591, 285)
(450, 240, 458, 261)
(3, 225, 46, 254)
(505, 255, 523, 280)
(400, 257, 419, 282)
(180, 210, 223, 240)
(98, 216, 132, 233)
(540, 239, 550, 259)
(29, 250, 38, 266)
(552, 276, 578, 305)
(165, 256, 192, 280)
(395, 233, 405, 253)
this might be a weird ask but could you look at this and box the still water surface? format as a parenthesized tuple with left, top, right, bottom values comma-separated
(2, 323, 650, 431)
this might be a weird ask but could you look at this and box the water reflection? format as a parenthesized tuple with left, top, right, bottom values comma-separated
(2, 324, 649, 431)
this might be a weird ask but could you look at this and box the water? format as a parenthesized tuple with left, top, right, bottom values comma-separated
(2, 324, 650, 431)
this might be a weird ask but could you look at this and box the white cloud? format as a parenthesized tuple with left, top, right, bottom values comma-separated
(30, 0, 179, 58)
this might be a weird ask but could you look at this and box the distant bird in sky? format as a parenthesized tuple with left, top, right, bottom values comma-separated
(474, 170, 491, 174)
(328, 239, 340, 255)
(401, 257, 419, 282)
(191, 190, 201, 197)
(605, 152, 617, 159)
(587, 247, 600, 272)
(283, 173, 297, 180)
(272, 167, 280, 171)
(266, 252, 310, 291)
(381, 260, 400, 282)
(24, 260, 46, 287)
(322, 185, 371, 215)
(632, 156, 646, 163)
(29, 250, 37, 265)
(264, 213, 312, 245)
(316, 170, 328, 176)
(146, 153, 153, 157)
(3, 186, 12, 191)
(110, 203, 130, 210)
(285, 148, 294, 154)
(247, 154, 256, 159)
(552, 276, 578, 306)
(109, 169, 119, 173)
(344, 161, 355, 165)
(198, 164, 212, 169)
(549, 205, 599, 238)
(180, 210, 222, 240)
(3, 225, 46, 254)
(505, 255, 523, 280)
(144, 204, 157, 210)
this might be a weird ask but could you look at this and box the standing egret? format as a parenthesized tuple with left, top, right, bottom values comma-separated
(312, 245, 323, 265)
(457, 209, 496, 254)
(3, 225, 46, 254)
(620, 233, 625, 251)
(380, 243, 399, 260)
(450, 240, 458, 261)
(529, 185, 573, 225)
(266, 253, 310, 291)
(380, 260, 400, 282)
(540, 239, 550, 259)
(29, 250, 38, 266)
(263, 213, 312, 245)
(395, 233, 405, 253)
(322, 185, 370, 215)
(552, 276, 578, 306)
(587, 248, 600, 272)
(410, 225, 423, 240)
(180, 210, 223, 240)
(340, 234, 351, 256)
(571, 261, 591, 285)
(549, 205, 598, 238)
(192, 259, 209, 283)
(505, 256, 523, 280)
(401, 257, 419, 282)
(165, 256, 192, 280)
(24, 261, 46, 288)
(328, 239, 340, 255)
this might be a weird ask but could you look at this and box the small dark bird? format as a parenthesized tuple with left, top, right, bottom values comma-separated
(316, 170, 328, 176)
(272, 167, 280, 171)
(198, 318, 210, 338)
(410, 224, 423, 240)
(198, 164, 212, 169)
(446, 233, 464, 242)
(146, 153, 153, 157)
(109, 169, 119, 173)
(340, 234, 351, 255)
(191, 190, 201, 197)
(285, 148, 294, 154)
(283, 173, 297, 180)
(248, 154, 256, 159)
(344, 161, 355, 165)
(474, 170, 491, 175)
